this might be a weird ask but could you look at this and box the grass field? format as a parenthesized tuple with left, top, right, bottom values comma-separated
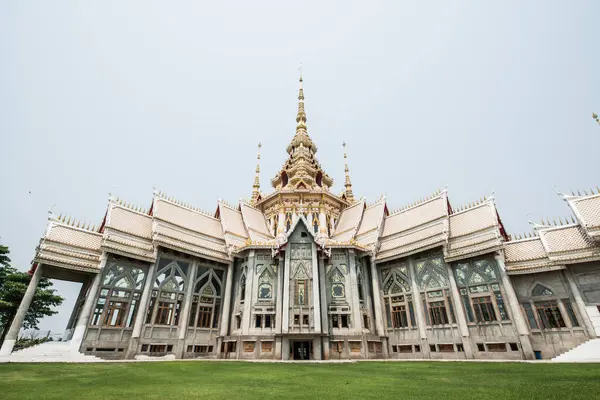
(1, 361, 599, 400)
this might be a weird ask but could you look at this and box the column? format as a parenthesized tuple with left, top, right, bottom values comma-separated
(0, 264, 44, 356)
(564, 268, 597, 337)
(282, 247, 291, 335)
(219, 261, 235, 337)
(242, 250, 256, 334)
(70, 260, 105, 353)
(275, 256, 285, 358)
(319, 256, 330, 360)
(177, 260, 197, 358)
(445, 263, 474, 359)
(369, 257, 385, 336)
(318, 206, 327, 235)
(408, 257, 430, 358)
(311, 242, 322, 336)
(278, 208, 285, 236)
(347, 250, 363, 334)
(63, 279, 90, 341)
(494, 253, 535, 360)
(126, 259, 158, 358)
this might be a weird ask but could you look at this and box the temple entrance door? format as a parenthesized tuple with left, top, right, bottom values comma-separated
(293, 341, 311, 360)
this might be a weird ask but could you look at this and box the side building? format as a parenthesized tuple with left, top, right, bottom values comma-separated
(1, 77, 599, 361)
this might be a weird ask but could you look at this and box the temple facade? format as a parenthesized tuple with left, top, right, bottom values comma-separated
(2, 77, 600, 361)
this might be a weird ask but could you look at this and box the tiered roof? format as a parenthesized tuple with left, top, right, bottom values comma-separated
(30, 77, 600, 275)
(503, 189, 600, 274)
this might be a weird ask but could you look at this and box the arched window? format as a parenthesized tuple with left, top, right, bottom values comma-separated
(293, 264, 310, 306)
(330, 267, 345, 298)
(258, 267, 275, 300)
(146, 258, 189, 326)
(381, 263, 415, 329)
(281, 171, 288, 188)
(91, 260, 146, 328)
(316, 171, 323, 187)
(454, 258, 508, 324)
(520, 282, 579, 330)
(312, 212, 319, 233)
(188, 267, 225, 329)
(532, 283, 554, 297)
(357, 262, 365, 302)
(240, 272, 247, 303)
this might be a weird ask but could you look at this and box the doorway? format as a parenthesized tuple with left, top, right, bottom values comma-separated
(293, 341, 311, 360)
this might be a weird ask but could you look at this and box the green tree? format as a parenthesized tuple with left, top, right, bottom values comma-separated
(0, 245, 64, 345)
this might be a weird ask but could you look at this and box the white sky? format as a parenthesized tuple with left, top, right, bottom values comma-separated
(1, 1, 599, 333)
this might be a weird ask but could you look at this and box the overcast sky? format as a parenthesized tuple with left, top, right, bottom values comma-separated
(1, 1, 599, 333)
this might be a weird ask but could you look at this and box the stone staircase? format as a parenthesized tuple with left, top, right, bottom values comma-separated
(552, 338, 600, 362)
(0, 341, 104, 363)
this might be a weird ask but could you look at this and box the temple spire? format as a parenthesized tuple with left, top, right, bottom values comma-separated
(286, 74, 317, 155)
(296, 75, 307, 134)
(251, 142, 262, 204)
(342, 142, 355, 203)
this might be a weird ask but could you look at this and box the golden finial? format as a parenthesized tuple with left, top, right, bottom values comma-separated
(341, 141, 355, 203)
(577, 189, 582, 196)
(593, 112, 599, 125)
(58, 213, 63, 221)
(295, 71, 307, 134)
(251, 142, 262, 204)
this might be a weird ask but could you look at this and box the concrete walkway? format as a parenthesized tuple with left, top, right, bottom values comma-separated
(1, 341, 599, 363)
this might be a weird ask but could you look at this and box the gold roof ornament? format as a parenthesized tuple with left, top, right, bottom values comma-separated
(251, 142, 262, 204)
(342, 142, 355, 203)
(269, 74, 334, 192)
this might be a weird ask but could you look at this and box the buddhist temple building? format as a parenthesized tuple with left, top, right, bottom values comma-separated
(2, 77, 600, 361)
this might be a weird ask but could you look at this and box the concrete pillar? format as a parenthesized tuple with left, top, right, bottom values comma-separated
(347, 250, 363, 334)
(564, 268, 597, 337)
(319, 208, 327, 235)
(408, 257, 430, 358)
(219, 261, 235, 338)
(125, 259, 157, 358)
(0, 264, 44, 356)
(282, 337, 290, 360)
(369, 257, 385, 337)
(313, 337, 322, 360)
(322, 336, 330, 360)
(445, 262, 474, 359)
(63, 279, 90, 341)
(311, 242, 322, 333)
(282, 247, 291, 334)
(278, 208, 285, 235)
(318, 256, 329, 335)
(494, 253, 535, 360)
(177, 260, 197, 358)
(70, 264, 104, 352)
(242, 251, 256, 335)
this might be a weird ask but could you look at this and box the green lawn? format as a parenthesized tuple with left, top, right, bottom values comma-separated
(1, 361, 599, 400)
